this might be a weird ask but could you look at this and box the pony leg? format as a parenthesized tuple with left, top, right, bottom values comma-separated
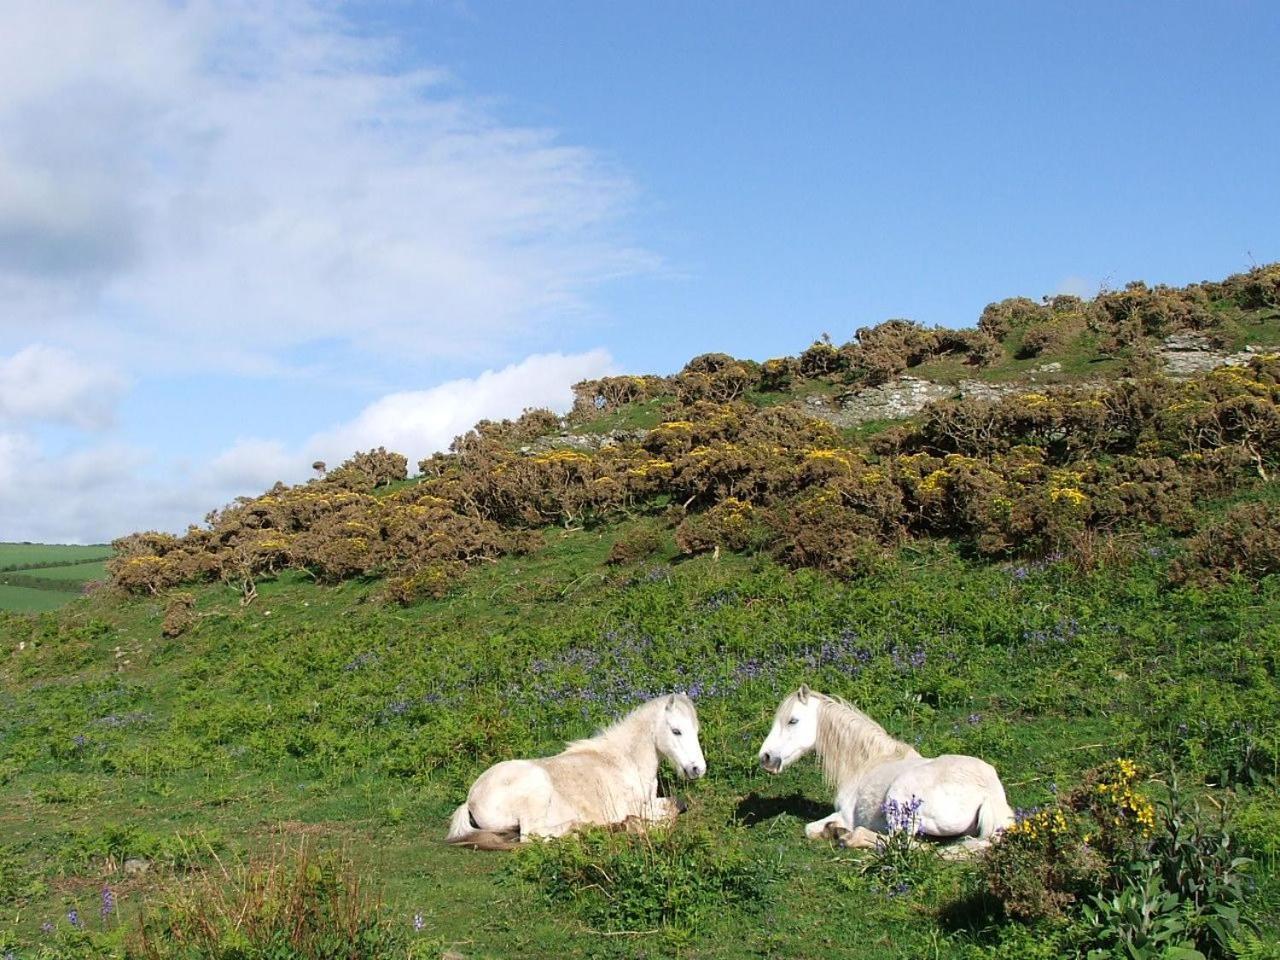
(834, 826, 881, 849)
(641, 796, 681, 822)
(805, 811, 845, 840)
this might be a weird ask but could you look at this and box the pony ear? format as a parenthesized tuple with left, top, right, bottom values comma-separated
(797, 684, 810, 704)
(666, 694, 677, 711)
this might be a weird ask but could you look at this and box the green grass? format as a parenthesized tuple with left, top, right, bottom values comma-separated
(8, 561, 109, 583)
(572, 394, 675, 434)
(0, 543, 110, 571)
(0, 504, 1276, 958)
(0, 557, 110, 613)
(0, 584, 78, 613)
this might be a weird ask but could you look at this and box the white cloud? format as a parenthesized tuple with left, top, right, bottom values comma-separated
(0, 349, 617, 543)
(0, 344, 126, 430)
(307, 349, 616, 468)
(0, 0, 649, 374)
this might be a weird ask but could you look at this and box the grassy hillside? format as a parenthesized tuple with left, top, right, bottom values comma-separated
(1, 265, 1279, 959)
(0, 545, 111, 614)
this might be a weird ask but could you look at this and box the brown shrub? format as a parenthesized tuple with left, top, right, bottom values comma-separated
(571, 375, 669, 416)
(977, 296, 1047, 341)
(606, 527, 662, 565)
(758, 357, 797, 391)
(327, 448, 408, 490)
(162, 593, 197, 637)
(675, 498, 766, 555)
(1170, 501, 1280, 587)
(384, 560, 467, 604)
(767, 490, 887, 577)
(798, 339, 846, 378)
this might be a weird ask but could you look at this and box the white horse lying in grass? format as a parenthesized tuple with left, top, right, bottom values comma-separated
(758, 686, 1014, 853)
(446, 694, 706, 850)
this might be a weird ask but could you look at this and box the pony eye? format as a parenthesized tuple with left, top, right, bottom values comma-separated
(672, 729, 683, 736)
(787, 717, 799, 726)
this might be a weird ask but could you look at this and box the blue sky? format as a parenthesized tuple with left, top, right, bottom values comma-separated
(1, 0, 1277, 542)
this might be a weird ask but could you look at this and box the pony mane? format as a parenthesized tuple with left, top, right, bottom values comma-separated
(806, 692, 916, 789)
(563, 694, 694, 754)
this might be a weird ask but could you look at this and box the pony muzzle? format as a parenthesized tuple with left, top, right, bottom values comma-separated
(683, 761, 706, 779)
(759, 752, 782, 774)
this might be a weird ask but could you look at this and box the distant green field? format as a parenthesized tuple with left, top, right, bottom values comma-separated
(0, 542, 110, 570)
(0, 544, 111, 612)
(0, 583, 76, 612)
(11, 560, 109, 582)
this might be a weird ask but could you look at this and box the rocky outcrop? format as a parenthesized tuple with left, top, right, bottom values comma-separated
(518, 430, 647, 455)
(802, 376, 1027, 428)
(1160, 334, 1260, 375)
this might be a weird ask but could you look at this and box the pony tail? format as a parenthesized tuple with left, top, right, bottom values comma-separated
(444, 802, 521, 851)
(445, 803, 473, 842)
(976, 795, 1015, 839)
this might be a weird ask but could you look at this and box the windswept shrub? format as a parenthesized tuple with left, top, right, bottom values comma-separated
(768, 490, 889, 577)
(1092, 281, 1215, 351)
(978, 296, 1048, 341)
(453, 407, 562, 450)
(108, 532, 192, 596)
(798, 337, 846, 378)
(841, 319, 937, 385)
(326, 447, 408, 490)
(1219, 262, 1280, 311)
(757, 356, 797, 391)
(161, 593, 196, 638)
(673, 354, 755, 403)
(571, 374, 669, 416)
(1170, 501, 1280, 588)
(606, 527, 662, 565)
(675, 498, 766, 555)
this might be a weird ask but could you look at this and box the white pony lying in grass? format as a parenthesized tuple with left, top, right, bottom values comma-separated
(446, 694, 706, 850)
(758, 686, 1014, 853)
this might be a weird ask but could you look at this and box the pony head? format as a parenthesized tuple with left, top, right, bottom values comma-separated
(758, 685, 821, 774)
(655, 694, 706, 779)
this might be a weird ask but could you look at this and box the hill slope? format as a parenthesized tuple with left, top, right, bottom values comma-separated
(1, 264, 1278, 959)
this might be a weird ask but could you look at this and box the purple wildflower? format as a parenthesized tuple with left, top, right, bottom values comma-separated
(967, 713, 982, 725)
(413, 912, 425, 932)
(101, 884, 115, 918)
(67, 908, 81, 928)
(883, 795, 924, 833)
(41, 920, 54, 935)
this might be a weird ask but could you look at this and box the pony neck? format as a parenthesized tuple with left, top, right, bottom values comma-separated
(581, 698, 662, 774)
(814, 696, 917, 789)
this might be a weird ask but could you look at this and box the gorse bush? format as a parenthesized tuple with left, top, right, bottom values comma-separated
(104, 265, 1280, 606)
(506, 825, 780, 933)
(983, 764, 1256, 958)
(1170, 500, 1280, 588)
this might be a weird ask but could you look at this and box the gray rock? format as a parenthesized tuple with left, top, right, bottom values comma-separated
(1158, 334, 1260, 376)
(519, 430, 647, 455)
(123, 858, 151, 876)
